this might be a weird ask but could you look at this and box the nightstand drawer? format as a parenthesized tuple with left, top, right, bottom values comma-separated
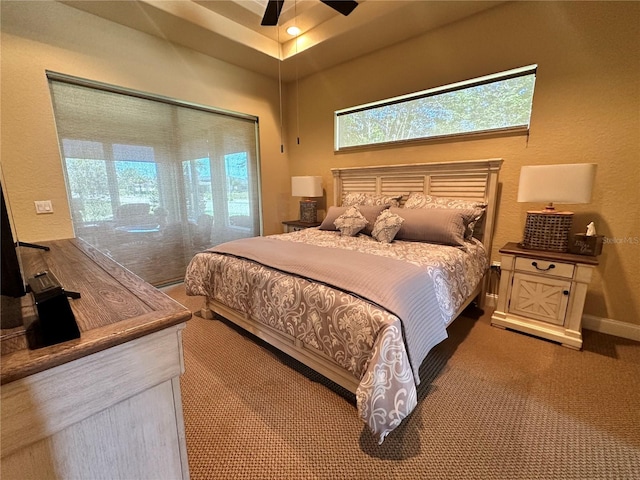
(515, 257, 574, 279)
(282, 220, 321, 233)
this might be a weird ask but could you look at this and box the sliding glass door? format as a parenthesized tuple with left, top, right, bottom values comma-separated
(48, 73, 261, 286)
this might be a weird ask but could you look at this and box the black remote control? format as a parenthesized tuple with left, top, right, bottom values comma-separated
(28, 271, 64, 303)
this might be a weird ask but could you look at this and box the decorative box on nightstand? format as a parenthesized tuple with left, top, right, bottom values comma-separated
(282, 220, 321, 233)
(491, 242, 598, 349)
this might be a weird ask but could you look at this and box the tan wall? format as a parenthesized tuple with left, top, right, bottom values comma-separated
(2, 1, 638, 326)
(0, 0, 291, 242)
(285, 1, 640, 325)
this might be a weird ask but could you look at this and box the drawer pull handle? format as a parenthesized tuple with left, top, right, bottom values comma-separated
(563, 290, 570, 296)
(531, 261, 555, 272)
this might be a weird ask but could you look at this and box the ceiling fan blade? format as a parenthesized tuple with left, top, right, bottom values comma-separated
(320, 0, 358, 16)
(261, 0, 285, 26)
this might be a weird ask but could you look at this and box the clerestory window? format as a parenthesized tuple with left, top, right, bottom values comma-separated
(335, 65, 536, 151)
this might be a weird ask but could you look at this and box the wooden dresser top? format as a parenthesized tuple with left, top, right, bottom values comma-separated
(1, 238, 191, 384)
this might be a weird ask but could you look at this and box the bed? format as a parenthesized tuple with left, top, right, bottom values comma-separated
(185, 158, 503, 444)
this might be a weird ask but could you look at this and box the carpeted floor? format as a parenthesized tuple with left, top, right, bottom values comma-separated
(163, 284, 640, 480)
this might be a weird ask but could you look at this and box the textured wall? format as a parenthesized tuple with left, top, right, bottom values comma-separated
(284, 1, 640, 325)
(0, 0, 290, 242)
(1, 1, 638, 326)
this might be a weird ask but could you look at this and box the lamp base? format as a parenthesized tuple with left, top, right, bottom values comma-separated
(521, 211, 573, 252)
(299, 199, 318, 223)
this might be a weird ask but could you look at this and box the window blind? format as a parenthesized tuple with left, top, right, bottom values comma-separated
(48, 72, 261, 286)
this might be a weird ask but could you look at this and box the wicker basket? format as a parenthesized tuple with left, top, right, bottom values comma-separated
(521, 211, 573, 252)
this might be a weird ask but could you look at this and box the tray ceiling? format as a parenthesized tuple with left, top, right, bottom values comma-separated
(61, 0, 505, 81)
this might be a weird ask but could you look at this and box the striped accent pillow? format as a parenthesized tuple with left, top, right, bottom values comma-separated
(404, 193, 486, 239)
(391, 207, 477, 248)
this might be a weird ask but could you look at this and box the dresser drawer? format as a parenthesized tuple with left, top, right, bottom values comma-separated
(514, 256, 575, 279)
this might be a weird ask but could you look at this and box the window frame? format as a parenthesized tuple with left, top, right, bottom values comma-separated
(334, 64, 537, 151)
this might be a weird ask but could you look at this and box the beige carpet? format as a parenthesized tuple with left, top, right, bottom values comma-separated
(163, 284, 640, 480)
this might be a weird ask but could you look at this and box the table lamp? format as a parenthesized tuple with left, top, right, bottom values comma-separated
(291, 176, 323, 223)
(517, 163, 596, 252)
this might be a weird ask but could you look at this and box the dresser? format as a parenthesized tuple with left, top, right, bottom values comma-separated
(491, 242, 598, 349)
(1, 238, 192, 479)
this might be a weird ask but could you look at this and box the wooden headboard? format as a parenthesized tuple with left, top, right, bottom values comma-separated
(331, 158, 503, 257)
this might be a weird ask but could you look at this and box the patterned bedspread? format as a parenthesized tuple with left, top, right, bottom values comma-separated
(184, 229, 487, 443)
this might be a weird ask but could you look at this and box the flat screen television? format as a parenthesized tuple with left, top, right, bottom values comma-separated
(1, 181, 26, 298)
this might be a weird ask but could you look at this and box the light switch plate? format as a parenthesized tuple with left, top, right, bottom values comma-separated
(35, 200, 53, 214)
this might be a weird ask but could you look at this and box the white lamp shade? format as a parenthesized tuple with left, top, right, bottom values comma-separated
(291, 176, 322, 197)
(517, 163, 596, 204)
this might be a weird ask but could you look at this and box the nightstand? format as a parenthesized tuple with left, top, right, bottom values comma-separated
(282, 220, 321, 233)
(491, 242, 598, 349)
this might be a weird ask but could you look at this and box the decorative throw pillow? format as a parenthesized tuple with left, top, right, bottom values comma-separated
(319, 205, 387, 235)
(333, 206, 368, 237)
(371, 209, 404, 243)
(391, 207, 478, 248)
(342, 193, 403, 208)
(403, 193, 486, 239)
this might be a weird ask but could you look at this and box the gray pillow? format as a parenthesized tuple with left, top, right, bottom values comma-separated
(391, 207, 477, 247)
(319, 205, 388, 235)
(403, 193, 487, 239)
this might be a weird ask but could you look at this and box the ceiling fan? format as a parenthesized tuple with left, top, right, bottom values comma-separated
(261, 0, 359, 26)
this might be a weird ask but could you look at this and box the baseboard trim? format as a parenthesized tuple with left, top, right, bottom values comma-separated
(484, 293, 498, 308)
(484, 293, 640, 342)
(581, 314, 640, 342)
